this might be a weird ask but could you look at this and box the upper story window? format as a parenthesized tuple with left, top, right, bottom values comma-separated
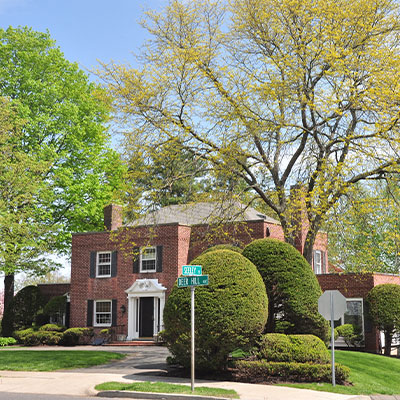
(141, 247, 157, 272)
(94, 300, 112, 327)
(313, 250, 322, 274)
(97, 251, 111, 277)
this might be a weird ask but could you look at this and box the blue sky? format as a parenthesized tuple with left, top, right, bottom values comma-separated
(0, 0, 167, 77)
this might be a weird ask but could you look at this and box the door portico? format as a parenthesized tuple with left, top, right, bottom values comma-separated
(125, 279, 167, 340)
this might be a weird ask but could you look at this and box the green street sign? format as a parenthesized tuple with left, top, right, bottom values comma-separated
(182, 265, 202, 276)
(178, 275, 209, 287)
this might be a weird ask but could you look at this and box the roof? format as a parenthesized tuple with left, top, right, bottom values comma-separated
(127, 202, 280, 227)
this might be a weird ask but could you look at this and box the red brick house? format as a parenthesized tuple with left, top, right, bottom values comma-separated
(70, 202, 328, 340)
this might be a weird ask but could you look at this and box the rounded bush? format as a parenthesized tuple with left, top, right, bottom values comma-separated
(242, 239, 328, 340)
(258, 333, 329, 364)
(201, 244, 242, 255)
(61, 327, 94, 346)
(43, 295, 67, 316)
(39, 324, 66, 332)
(163, 250, 268, 371)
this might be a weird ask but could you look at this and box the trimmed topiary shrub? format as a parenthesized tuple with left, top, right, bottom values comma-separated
(242, 239, 329, 341)
(61, 327, 94, 346)
(257, 334, 330, 364)
(201, 244, 242, 255)
(366, 284, 400, 356)
(1, 285, 46, 335)
(163, 250, 268, 371)
(42, 295, 67, 326)
(235, 360, 350, 384)
(14, 328, 63, 346)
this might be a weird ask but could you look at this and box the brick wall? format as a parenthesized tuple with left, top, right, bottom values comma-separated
(37, 283, 71, 303)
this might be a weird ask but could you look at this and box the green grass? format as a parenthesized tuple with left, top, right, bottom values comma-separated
(0, 350, 125, 371)
(95, 381, 239, 398)
(280, 350, 400, 395)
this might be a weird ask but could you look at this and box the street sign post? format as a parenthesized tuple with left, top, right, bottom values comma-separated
(318, 290, 347, 386)
(182, 265, 202, 276)
(177, 265, 208, 392)
(178, 275, 209, 287)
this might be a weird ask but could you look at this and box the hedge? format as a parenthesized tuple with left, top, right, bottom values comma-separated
(235, 360, 350, 384)
(14, 328, 63, 346)
(60, 327, 94, 346)
(201, 244, 243, 255)
(163, 250, 268, 371)
(258, 334, 330, 364)
(242, 239, 329, 341)
(336, 324, 363, 347)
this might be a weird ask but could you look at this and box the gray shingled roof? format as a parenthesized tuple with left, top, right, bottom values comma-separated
(128, 202, 280, 227)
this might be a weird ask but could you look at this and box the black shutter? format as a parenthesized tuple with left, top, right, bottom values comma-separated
(111, 251, 118, 277)
(156, 246, 163, 272)
(133, 247, 140, 273)
(90, 252, 96, 278)
(87, 300, 94, 327)
(112, 299, 117, 327)
(322, 251, 326, 274)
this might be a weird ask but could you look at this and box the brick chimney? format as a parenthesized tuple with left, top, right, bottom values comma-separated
(103, 204, 123, 231)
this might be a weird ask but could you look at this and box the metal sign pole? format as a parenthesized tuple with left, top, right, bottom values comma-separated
(330, 291, 336, 387)
(191, 286, 195, 392)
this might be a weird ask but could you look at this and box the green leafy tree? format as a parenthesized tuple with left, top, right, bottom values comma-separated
(327, 181, 400, 273)
(102, 0, 400, 264)
(0, 27, 125, 308)
(366, 284, 400, 356)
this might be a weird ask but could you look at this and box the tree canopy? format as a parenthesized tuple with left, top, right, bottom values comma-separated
(102, 0, 400, 262)
(0, 27, 125, 305)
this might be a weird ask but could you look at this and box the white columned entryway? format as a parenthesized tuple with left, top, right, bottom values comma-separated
(125, 279, 167, 340)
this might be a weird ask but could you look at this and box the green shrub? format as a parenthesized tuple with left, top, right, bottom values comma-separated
(242, 239, 329, 341)
(61, 327, 94, 346)
(201, 244, 242, 255)
(1, 285, 46, 336)
(235, 360, 349, 384)
(258, 334, 330, 364)
(39, 324, 66, 332)
(0, 337, 17, 346)
(163, 250, 268, 371)
(367, 284, 400, 356)
(14, 327, 63, 346)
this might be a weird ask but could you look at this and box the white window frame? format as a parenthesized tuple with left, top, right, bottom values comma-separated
(94, 300, 112, 327)
(314, 250, 322, 274)
(140, 246, 157, 273)
(96, 251, 111, 278)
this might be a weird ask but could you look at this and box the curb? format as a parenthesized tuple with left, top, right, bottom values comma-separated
(96, 391, 232, 400)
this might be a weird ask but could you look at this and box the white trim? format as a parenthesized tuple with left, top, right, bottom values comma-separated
(96, 251, 112, 278)
(93, 300, 112, 327)
(314, 250, 322, 274)
(140, 246, 157, 273)
(337, 298, 364, 334)
(125, 279, 167, 340)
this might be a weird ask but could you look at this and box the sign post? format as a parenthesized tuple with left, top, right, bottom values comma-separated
(178, 265, 208, 392)
(318, 290, 347, 387)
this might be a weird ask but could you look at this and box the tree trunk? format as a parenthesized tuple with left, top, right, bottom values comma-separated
(384, 331, 393, 356)
(4, 273, 14, 312)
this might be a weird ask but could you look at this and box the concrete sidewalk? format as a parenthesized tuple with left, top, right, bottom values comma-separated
(0, 369, 366, 400)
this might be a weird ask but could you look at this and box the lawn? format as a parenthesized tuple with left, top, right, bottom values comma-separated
(96, 381, 239, 398)
(281, 350, 400, 395)
(0, 350, 125, 371)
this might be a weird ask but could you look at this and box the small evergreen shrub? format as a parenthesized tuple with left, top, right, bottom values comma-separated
(258, 334, 330, 364)
(163, 250, 268, 371)
(39, 324, 66, 332)
(235, 360, 350, 384)
(0, 337, 17, 346)
(14, 328, 63, 346)
(242, 239, 329, 341)
(336, 324, 363, 347)
(61, 327, 94, 346)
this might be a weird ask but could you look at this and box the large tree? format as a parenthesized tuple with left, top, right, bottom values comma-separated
(0, 27, 125, 307)
(102, 0, 400, 262)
